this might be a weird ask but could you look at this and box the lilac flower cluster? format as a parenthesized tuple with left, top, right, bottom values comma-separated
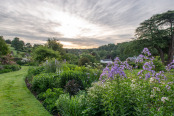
(166, 60, 174, 71)
(135, 48, 154, 66)
(137, 48, 166, 82)
(138, 61, 156, 80)
(155, 71, 166, 82)
(143, 61, 155, 71)
(166, 82, 173, 90)
(142, 48, 151, 56)
(100, 57, 127, 82)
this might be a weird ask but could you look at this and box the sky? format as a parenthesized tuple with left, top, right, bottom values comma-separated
(0, 0, 174, 48)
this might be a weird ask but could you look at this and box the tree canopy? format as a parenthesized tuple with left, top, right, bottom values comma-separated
(136, 10, 174, 64)
(0, 36, 9, 56)
(46, 38, 65, 55)
(11, 37, 25, 51)
(33, 46, 61, 63)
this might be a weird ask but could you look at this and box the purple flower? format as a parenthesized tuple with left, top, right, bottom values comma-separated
(100, 57, 127, 82)
(138, 70, 143, 75)
(143, 61, 155, 71)
(166, 85, 171, 90)
(142, 48, 151, 56)
(145, 73, 151, 80)
(166, 60, 174, 71)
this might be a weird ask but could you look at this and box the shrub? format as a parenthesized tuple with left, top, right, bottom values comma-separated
(0, 54, 16, 65)
(43, 59, 62, 73)
(59, 71, 85, 90)
(62, 63, 78, 71)
(3, 65, 21, 71)
(64, 79, 81, 96)
(83, 82, 107, 116)
(33, 46, 61, 63)
(0, 64, 21, 74)
(152, 56, 166, 72)
(26, 66, 45, 82)
(31, 73, 60, 94)
(0, 69, 12, 74)
(38, 88, 64, 114)
(78, 57, 90, 66)
(56, 91, 87, 116)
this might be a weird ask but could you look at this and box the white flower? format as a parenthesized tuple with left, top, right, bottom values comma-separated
(153, 87, 160, 92)
(150, 94, 155, 98)
(161, 97, 169, 103)
(149, 77, 155, 83)
(130, 83, 136, 89)
(131, 79, 136, 83)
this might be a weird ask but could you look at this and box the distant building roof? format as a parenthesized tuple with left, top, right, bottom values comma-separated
(100, 59, 113, 64)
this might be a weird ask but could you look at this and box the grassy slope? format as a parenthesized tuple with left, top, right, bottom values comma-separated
(0, 66, 51, 116)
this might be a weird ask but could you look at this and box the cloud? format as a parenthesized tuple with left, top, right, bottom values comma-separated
(0, 0, 174, 48)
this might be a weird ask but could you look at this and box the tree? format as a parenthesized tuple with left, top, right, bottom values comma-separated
(11, 37, 25, 51)
(26, 43, 32, 48)
(0, 36, 9, 56)
(46, 38, 65, 55)
(78, 57, 90, 66)
(136, 10, 174, 64)
(33, 46, 61, 63)
(5, 39, 12, 44)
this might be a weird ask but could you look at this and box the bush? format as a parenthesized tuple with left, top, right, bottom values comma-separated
(3, 65, 21, 71)
(56, 91, 87, 116)
(83, 82, 107, 116)
(59, 71, 85, 90)
(152, 56, 166, 72)
(0, 69, 12, 74)
(43, 59, 62, 73)
(78, 57, 90, 66)
(33, 46, 61, 63)
(31, 73, 60, 94)
(0, 65, 21, 74)
(84, 77, 174, 116)
(26, 66, 45, 82)
(38, 88, 64, 114)
(64, 79, 81, 96)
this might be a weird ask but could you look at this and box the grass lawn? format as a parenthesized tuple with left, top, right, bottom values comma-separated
(0, 66, 51, 116)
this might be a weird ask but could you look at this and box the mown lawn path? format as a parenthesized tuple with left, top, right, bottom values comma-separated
(0, 66, 51, 116)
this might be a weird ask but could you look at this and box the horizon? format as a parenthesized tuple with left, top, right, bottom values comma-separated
(1, 0, 174, 49)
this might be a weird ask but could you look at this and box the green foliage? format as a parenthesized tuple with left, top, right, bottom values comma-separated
(11, 37, 25, 51)
(25, 43, 32, 48)
(83, 82, 106, 116)
(46, 38, 65, 55)
(0, 54, 16, 65)
(5, 39, 12, 44)
(33, 46, 61, 63)
(38, 88, 64, 114)
(64, 79, 81, 96)
(62, 63, 78, 71)
(43, 59, 62, 73)
(0, 65, 21, 74)
(83, 76, 174, 116)
(136, 10, 174, 64)
(26, 66, 45, 82)
(152, 56, 166, 71)
(59, 71, 85, 90)
(0, 68, 12, 74)
(31, 73, 60, 94)
(0, 36, 9, 56)
(56, 91, 87, 116)
(78, 57, 90, 66)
